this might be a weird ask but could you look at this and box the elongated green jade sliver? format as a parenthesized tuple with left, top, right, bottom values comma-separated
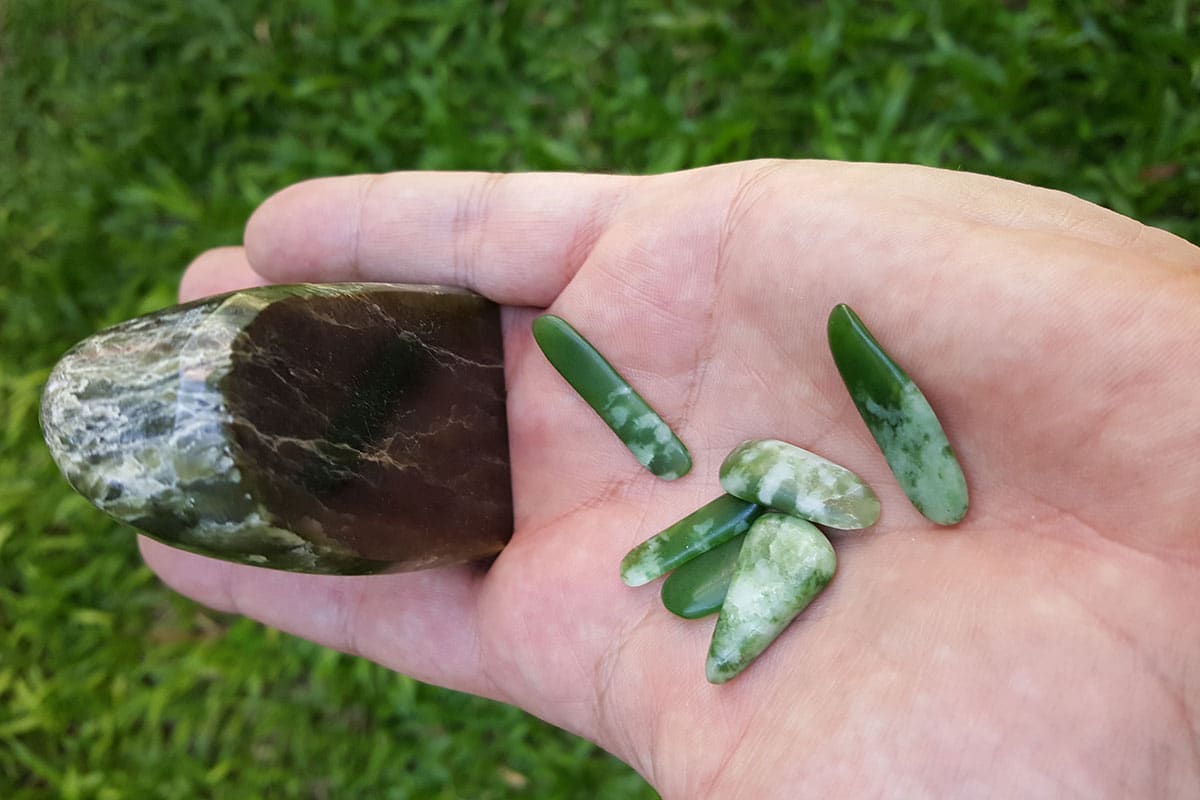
(719, 439, 880, 529)
(661, 534, 745, 619)
(827, 304, 968, 525)
(621, 495, 762, 587)
(532, 314, 691, 480)
(706, 513, 836, 684)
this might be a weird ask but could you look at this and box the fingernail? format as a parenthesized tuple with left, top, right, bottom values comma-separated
(706, 513, 836, 684)
(719, 439, 880, 529)
(532, 314, 692, 480)
(827, 304, 968, 525)
(621, 494, 762, 587)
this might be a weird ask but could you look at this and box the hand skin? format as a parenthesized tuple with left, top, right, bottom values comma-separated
(142, 161, 1200, 798)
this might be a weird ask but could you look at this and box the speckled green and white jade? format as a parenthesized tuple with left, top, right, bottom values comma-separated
(827, 303, 968, 525)
(41, 292, 282, 559)
(532, 314, 691, 480)
(706, 513, 836, 684)
(620, 494, 762, 587)
(719, 439, 880, 529)
(860, 381, 968, 524)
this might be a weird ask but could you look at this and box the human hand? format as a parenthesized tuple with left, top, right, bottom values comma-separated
(141, 161, 1200, 797)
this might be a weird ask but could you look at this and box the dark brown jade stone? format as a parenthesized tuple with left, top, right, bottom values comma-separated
(40, 284, 512, 575)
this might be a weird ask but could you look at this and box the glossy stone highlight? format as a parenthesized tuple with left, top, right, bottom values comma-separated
(719, 439, 880, 529)
(661, 534, 745, 619)
(621, 495, 762, 587)
(706, 513, 836, 684)
(827, 304, 968, 525)
(532, 314, 691, 480)
(41, 283, 513, 574)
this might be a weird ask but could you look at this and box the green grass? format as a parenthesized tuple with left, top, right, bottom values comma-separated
(1, 0, 1197, 796)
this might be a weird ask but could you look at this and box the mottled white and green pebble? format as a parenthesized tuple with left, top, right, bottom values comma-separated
(719, 439, 880, 529)
(706, 513, 836, 684)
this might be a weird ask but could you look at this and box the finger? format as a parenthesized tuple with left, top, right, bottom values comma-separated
(138, 538, 497, 697)
(179, 246, 270, 302)
(243, 171, 636, 307)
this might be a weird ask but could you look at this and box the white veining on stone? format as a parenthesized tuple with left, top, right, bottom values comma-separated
(42, 283, 511, 573)
(40, 294, 286, 559)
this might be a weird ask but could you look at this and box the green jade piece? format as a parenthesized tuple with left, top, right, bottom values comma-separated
(532, 314, 691, 480)
(41, 283, 512, 574)
(661, 534, 745, 619)
(706, 513, 836, 684)
(827, 304, 968, 525)
(621, 494, 762, 587)
(719, 439, 880, 529)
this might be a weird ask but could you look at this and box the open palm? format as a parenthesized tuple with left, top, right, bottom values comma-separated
(142, 161, 1200, 797)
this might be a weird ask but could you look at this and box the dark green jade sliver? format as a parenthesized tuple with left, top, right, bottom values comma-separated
(40, 284, 513, 574)
(661, 534, 746, 619)
(827, 304, 968, 525)
(532, 314, 692, 480)
(621, 495, 762, 587)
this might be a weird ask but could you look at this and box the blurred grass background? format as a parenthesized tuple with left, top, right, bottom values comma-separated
(1, 0, 1197, 796)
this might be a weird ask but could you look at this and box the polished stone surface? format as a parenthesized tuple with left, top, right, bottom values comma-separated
(827, 304, 968, 525)
(621, 494, 762, 587)
(706, 513, 836, 684)
(719, 439, 880, 529)
(660, 534, 745, 619)
(41, 283, 512, 574)
(532, 314, 691, 480)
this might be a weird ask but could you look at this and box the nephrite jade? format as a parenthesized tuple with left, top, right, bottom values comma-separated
(41, 283, 513, 574)
(660, 534, 745, 619)
(706, 513, 836, 684)
(531, 314, 691, 480)
(621, 494, 762, 587)
(827, 304, 968, 525)
(719, 439, 880, 529)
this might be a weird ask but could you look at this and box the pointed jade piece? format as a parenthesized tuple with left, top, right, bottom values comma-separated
(719, 439, 880, 529)
(661, 534, 745, 619)
(706, 513, 836, 684)
(532, 314, 691, 480)
(41, 283, 513, 574)
(621, 495, 762, 587)
(827, 304, 968, 525)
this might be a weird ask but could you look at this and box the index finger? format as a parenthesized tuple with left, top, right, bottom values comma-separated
(244, 171, 636, 307)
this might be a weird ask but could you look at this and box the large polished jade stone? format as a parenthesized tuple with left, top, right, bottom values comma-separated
(41, 284, 512, 575)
